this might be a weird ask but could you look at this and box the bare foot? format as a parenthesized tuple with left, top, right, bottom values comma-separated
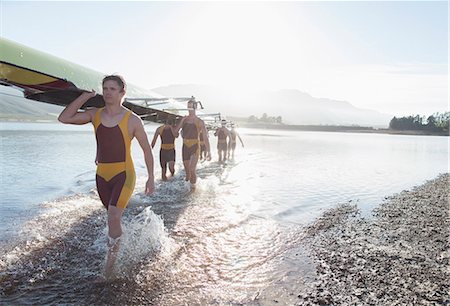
(105, 236, 121, 280)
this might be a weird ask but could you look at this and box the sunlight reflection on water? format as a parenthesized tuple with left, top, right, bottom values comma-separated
(1, 124, 448, 304)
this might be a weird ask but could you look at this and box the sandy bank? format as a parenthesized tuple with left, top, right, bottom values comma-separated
(300, 174, 449, 305)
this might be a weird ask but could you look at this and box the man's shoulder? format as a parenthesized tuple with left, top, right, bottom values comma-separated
(85, 107, 99, 121)
(195, 116, 206, 125)
(128, 111, 141, 120)
(128, 112, 144, 127)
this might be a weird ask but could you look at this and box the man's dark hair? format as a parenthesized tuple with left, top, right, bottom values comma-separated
(166, 118, 175, 125)
(102, 75, 127, 92)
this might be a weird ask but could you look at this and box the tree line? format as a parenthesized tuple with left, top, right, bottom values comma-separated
(247, 113, 283, 124)
(389, 112, 449, 132)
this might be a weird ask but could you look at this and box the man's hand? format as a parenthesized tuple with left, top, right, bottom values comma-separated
(145, 178, 155, 195)
(82, 90, 97, 99)
(206, 151, 212, 161)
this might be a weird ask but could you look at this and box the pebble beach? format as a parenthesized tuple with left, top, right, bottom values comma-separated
(300, 173, 449, 305)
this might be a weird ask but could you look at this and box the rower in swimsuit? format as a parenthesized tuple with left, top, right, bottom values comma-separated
(214, 119, 231, 163)
(151, 118, 178, 181)
(228, 123, 244, 160)
(175, 98, 211, 188)
(58, 75, 155, 279)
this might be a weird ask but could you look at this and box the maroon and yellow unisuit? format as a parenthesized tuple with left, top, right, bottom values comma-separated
(157, 125, 176, 167)
(93, 108, 136, 209)
(182, 119, 201, 161)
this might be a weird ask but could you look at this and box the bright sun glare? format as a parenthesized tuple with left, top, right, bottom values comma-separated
(176, 3, 321, 91)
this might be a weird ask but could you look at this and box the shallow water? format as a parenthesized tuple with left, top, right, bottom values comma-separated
(0, 122, 448, 304)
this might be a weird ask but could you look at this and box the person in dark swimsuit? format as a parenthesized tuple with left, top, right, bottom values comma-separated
(214, 119, 231, 163)
(151, 118, 178, 181)
(58, 75, 155, 279)
(175, 98, 211, 188)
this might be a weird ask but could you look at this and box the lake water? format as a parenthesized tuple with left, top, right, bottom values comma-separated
(0, 121, 448, 304)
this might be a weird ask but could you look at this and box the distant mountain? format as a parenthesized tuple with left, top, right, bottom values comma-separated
(152, 84, 392, 127)
(0, 84, 392, 127)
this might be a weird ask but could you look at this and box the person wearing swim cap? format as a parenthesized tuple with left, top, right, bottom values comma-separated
(58, 75, 155, 279)
(214, 119, 231, 163)
(151, 118, 178, 181)
(228, 123, 244, 160)
(175, 98, 211, 189)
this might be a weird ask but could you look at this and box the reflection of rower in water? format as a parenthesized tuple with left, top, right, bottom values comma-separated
(214, 119, 231, 163)
(175, 98, 211, 188)
(151, 118, 178, 181)
(228, 124, 244, 160)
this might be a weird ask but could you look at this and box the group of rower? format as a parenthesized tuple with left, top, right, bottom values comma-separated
(151, 99, 244, 182)
(58, 75, 244, 279)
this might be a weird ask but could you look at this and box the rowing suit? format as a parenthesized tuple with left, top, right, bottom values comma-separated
(216, 128, 228, 151)
(157, 125, 176, 167)
(93, 108, 136, 209)
(182, 118, 201, 161)
(230, 130, 237, 150)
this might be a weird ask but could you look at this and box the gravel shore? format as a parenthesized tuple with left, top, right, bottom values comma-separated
(300, 173, 449, 305)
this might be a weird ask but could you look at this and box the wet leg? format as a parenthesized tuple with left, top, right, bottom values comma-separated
(183, 160, 190, 181)
(169, 161, 175, 177)
(105, 205, 124, 279)
(162, 164, 168, 181)
(189, 153, 199, 186)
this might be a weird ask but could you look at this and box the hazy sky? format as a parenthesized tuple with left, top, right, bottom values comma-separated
(1, 1, 448, 116)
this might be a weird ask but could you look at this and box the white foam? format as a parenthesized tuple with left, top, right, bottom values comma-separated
(121, 206, 174, 257)
(0, 194, 102, 269)
(91, 206, 177, 277)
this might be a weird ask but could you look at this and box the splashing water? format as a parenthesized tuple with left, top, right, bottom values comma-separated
(91, 206, 177, 278)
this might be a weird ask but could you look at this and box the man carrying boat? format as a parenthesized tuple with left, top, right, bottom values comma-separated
(58, 75, 155, 279)
(175, 98, 211, 189)
(214, 119, 231, 163)
(228, 123, 244, 160)
(151, 118, 178, 181)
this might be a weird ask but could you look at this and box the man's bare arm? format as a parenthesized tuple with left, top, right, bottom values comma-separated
(150, 127, 160, 149)
(58, 91, 97, 125)
(200, 119, 211, 159)
(174, 117, 186, 135)
(132, 116, 155, 195)
(238, 134, 244, 147)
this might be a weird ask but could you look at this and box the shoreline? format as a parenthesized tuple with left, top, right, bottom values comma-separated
(299, 173, 449, 305)
(2, 119, 448, 136)
(237, 123, 449, 136)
